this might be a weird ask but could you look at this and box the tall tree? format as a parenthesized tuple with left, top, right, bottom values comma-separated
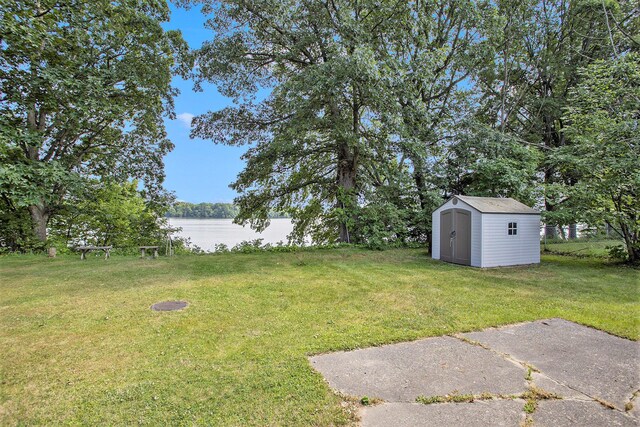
(0, 0, 187, 243)
(187, 0, 495, 244)
(365, 0, 494, 248)
(188, 0, 411, 243)
(382, 0, 491, 204)
(475, 0, 633, 236)
(551, 54, 640, 263)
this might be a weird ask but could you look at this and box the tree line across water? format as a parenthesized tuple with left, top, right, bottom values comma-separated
(167, 202, 238, 219)
(0, 0, 638, 263)
(166, 202, 288, 219)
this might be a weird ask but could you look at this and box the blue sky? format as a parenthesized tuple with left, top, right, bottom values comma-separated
(161, 4, 245, 203)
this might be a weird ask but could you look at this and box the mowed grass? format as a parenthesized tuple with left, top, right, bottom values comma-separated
(0, 248, 638, 425)
(542, 238, 622, 257)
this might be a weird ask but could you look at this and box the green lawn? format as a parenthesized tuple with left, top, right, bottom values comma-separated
(1, 249, 638, 425)
(542, 238, 622, 257)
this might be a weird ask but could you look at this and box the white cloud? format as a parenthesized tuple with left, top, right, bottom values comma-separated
(176, 112, 195, 129)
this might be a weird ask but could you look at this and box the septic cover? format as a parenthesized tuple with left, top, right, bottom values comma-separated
(151, 300, 188, 311)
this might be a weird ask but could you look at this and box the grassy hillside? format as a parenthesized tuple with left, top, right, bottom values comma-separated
(1, 249, 638, 425)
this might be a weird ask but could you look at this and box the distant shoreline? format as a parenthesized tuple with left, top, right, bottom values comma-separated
(166, 217, 292, 220)
(165, 201, 289, 219)
(165, 214, 291, 219)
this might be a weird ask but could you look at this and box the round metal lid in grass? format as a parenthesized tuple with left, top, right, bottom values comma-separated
(151, 300, 188, 311)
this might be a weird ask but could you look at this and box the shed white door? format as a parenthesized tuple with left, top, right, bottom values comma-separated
(440, 209, 471, 266)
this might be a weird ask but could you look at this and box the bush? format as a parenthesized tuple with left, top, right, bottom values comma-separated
(606, 244, 628, 262)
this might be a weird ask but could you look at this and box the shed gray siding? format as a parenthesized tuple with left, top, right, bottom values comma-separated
(480, 214, 540, 267)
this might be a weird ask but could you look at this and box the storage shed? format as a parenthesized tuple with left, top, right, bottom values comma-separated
(432, 196, 540, 268)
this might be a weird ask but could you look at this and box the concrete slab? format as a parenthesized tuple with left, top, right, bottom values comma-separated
(531, 372, 591, 400)
(462, 318, 640, 410)
(630, 396, 640, 419)
(630, 402, 639, 419)
(361, 401, 525, 427)
(534, 400, 637, 427)
(310, 336, 525, 402)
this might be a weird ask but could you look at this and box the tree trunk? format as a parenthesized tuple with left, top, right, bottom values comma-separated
(627, 245, 639, 265)
(626, 242, 639, 265)
(28, 203, 49, 242)
(618, 221, 639, 265)
(337, 142, 357, 243)
(544, 224, 557, 239)
(411, 158, 433, 253)
(542, 102, 564, 241)
(413, 167, 427, 211)
(544, 189, 557, 239)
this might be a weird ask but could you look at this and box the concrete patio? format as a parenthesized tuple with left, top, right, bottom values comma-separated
(310, 319, 639, 426)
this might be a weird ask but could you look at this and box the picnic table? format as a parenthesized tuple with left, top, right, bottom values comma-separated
(139, 246, 159, 259)
(76, 246, 112, 260)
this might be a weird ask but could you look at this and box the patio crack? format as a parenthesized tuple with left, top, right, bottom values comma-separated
(624, 389, 639, 413)
(450, 333, 637, 417)
(411, 385, 562, 427)
(450, 334, 541, 375)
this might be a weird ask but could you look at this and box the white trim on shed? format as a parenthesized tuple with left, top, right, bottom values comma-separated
(432, 196, 540, 268)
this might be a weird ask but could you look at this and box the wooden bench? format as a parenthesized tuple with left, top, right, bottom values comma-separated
(139, 246, 159, 259)
(76, 246, 112, 260)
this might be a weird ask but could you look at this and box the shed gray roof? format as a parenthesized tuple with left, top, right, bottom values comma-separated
(453, 195, 539, 214)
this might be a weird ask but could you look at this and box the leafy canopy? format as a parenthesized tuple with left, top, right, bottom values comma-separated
(551, 53, 640, 263)
(0, 0, 188, 244)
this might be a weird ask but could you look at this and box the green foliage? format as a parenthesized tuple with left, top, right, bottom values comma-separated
(606, 245, 628, 262)
(49, 180, 172, 249)
(0, 0, 186, 244)
(182, 0, 631, 248)
(416, 394, 477, 405)
(435, 124, 541, 205)
(523, 399, 537, 414)
(352, 201, 406, 250)
(525, 367, 533, 381)
(471, 0, 634, 237)
(2, 0, 636, 254)
(0, 203, 42, 252)
(185, 0, 492, 244)
(230, 239, 267, 254)
(0, 178, 174, 253)
(0, 157, 82, 210)
(551, 53, 640, 263)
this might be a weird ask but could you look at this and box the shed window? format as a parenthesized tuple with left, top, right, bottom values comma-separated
(508, 222, 518, 235)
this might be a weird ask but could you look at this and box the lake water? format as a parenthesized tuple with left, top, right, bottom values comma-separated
(168, 218, 294, 251)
